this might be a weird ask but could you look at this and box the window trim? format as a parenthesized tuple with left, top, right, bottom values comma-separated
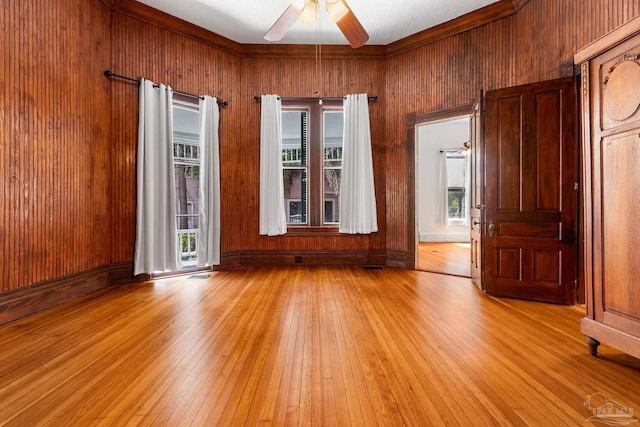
(282, 99, 343, 229)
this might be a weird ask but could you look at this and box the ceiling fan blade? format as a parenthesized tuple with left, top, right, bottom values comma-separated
(334, 2, 369, 48)
(264, 4, 304, 42)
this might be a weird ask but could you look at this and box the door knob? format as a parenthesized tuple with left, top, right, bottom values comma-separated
(488, 221, 496, 237)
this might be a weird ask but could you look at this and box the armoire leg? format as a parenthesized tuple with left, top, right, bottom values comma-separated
(586, 337, 600, 357)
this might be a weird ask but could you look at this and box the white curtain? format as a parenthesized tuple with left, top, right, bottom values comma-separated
(197, 96, 221, 266)
(259, 94, 287, 236)
(436, 152, 449, 226)
(339, 94, 378, 234)
(134, 79, 181, 275)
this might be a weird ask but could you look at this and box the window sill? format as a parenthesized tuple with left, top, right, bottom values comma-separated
(286, 226, 342, 236)
(447, 219, 468, 225)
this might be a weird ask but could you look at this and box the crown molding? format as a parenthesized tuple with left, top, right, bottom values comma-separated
(385, 0, 524, 57)
(108, 0, 530, 59)
(242, 43, 387, 60)
(110, 0, 244, 57)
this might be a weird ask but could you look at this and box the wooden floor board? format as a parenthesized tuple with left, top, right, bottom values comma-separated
(1, 266, 640, 426)
(418, 242, 471, 277)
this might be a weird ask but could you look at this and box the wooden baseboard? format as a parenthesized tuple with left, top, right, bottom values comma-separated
(0, 267, 111, 326)
(109, 262, 136, 285)
(0, 250, 392, 325)
(387, 250, 414, 269)
(222, 250, 387, 268)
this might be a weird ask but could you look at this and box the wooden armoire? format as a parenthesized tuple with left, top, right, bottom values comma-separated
(575, 16, 640, 358)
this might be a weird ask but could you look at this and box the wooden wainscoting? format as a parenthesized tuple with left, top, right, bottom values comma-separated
(1, 266, 639, 425)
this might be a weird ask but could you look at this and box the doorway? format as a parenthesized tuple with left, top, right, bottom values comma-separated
(415, 116, 471, 277)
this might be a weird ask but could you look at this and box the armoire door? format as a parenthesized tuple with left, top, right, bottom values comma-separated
(484, 77, 578, 304)
(576, 21, 640, 357)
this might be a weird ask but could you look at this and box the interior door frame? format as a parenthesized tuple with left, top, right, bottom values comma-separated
(406, 104, 476, 271)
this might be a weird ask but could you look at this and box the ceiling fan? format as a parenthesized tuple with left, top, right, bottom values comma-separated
(264, 0, 369, 48)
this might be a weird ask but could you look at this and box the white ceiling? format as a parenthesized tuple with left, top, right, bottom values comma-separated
(136, 0, 500, 46)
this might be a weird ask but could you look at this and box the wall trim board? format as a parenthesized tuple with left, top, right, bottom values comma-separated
(574, 15, 640, 64)
(0, 267, 111, 326)
(109, 262, 137, 285)
(404, 103, 477, 272)
(412, 103, 476, 126)
(385, 0, 519, 57)
(109, 0, 521, 60)
(512, 0, 530, 12)
(242, 44, 387, 60)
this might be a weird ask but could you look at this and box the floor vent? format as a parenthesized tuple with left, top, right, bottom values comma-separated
(363, 266, 383, 270)
(188, 274, 211, 279)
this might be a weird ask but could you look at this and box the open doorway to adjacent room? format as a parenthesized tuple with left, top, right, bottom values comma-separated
(415, 116, 471, 277)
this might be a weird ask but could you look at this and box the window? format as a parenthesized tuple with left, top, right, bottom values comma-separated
(281, 100, 343, 227)
(173, 97, 201, 267)
(445, 153, 468, 222)
(447, 187, 465, 219)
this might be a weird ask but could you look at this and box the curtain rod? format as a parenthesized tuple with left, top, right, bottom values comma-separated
(104, 70, 228, 106)
(253, 95, 377, 103)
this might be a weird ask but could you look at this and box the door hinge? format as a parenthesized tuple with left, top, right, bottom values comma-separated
(575, 182, 579, 190)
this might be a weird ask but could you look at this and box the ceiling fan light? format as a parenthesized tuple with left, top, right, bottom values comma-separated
(300, 1, 318, 26)
(326, 0, 348, 23)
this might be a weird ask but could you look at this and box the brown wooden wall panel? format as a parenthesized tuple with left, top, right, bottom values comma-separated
(1, 0, 111, 292)
(109, 11, 242, 264)
(237, 54, 387, 254)
(385, 32, 480, 253)
(385, 0, 640, 257)
(2, 0, 640, 299)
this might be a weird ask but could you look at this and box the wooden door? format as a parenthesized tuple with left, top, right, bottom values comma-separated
(469, 103, 483, 289)
(484, 77, 578, 304)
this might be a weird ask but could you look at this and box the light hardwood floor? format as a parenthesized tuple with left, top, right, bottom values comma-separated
(417, 242, 471, 277)
(1, 266, 639, 426)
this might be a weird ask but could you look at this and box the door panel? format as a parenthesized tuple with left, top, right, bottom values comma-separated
(602, 131, 640, 319)
(484, 77, 577, 304)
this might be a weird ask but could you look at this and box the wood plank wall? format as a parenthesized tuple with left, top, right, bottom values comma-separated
(2, 0, 640, 299)
(109, 8, 242, 265)
(237, 52, 387, 259)
(384, 0, 640, 260)
(0, 0, 111, 292)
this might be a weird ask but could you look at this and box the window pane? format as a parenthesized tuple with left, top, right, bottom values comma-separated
(282, 110, 308, 224)
(323, 111, 343, 224)
(324, 169, 340, 223)
(173, 103, 200, 267)
(446, 154, 467, 220)
(282, 111, 307, 167)
(448, 187, 465, 219)
(323, 111, 343, 167)
(284, 169, 307, 224)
